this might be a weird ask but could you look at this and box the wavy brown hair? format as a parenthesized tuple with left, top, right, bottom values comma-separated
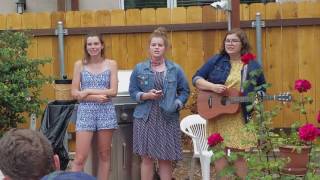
(83, 33, 105, 64)
(220, 28, 251, 57)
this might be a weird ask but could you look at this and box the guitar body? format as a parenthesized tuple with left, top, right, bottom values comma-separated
(197, 88, 241, 120)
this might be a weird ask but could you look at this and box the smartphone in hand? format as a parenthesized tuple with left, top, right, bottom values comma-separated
(155, 90, 162, 94)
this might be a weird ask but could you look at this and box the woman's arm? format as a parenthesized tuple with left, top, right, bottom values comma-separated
(84, 60, 118, 97)
(71, 60, 88, 100)
(175, 67, 190, 110)
(192, 55, 227, 93)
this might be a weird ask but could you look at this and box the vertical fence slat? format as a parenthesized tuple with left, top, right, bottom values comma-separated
(65, 11, 82, 79)
(95, 10, 112, 59)
(81, 10, 96, 27)
(183, 6, 203, 119)
(0, 14, 6, 30)
(297, 2, 317, 123)
(36, 12, 55, 100)
(126, 9, 142, 69)
(6, 13, 22, 29)
(156, 8, 173, 59)
(265, 3, 283, 127)
(248, 3, 266, 55)
(281, 2, 300, 127)
(111, 10, 127, 69)
(141, 8, 156, 58)
(202, 6, 216, 61)
(313, 3, 320, 116)
(171, 7, 187, 67)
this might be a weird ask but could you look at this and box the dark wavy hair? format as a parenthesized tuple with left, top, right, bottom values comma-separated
(83, 33, 105, 64)
(0, 129, 55, 180)
(220, 28, 251, 57)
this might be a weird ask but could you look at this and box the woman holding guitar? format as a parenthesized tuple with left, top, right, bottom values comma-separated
(192, 28, 266, 178)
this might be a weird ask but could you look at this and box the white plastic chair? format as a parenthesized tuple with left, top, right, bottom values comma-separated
(180, 114, 213, 180)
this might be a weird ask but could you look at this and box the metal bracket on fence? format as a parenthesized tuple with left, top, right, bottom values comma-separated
(55, 28, 68, 35)
(251, 21, 265, 28)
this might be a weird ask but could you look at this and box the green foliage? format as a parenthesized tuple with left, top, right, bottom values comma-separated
(0, 31, 51, 135)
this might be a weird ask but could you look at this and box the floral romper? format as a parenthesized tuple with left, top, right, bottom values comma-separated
(76, 68, 118, 131)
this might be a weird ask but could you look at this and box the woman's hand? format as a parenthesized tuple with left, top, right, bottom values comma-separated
(212, 84, 227, 94)
(86, 95, 109, 103)
(142, 89, 163, 100)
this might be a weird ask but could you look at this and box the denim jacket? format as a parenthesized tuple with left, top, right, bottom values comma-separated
(192, 54, 266, 123)
(129, 59, 190, 120)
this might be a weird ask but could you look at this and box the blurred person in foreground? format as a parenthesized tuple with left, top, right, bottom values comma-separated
(0, 129, 60, 180)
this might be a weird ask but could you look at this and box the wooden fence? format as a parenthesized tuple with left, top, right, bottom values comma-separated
(1, 2, 320, 129)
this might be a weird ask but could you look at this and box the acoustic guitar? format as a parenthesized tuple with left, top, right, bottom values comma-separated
(197, 88, 292, 120)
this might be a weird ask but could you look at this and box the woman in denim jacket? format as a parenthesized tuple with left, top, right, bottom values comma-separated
(192, 28, 265, 178)
(129, 27, 190, 180)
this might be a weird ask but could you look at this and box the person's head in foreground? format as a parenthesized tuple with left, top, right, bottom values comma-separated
(0, 129, 60, 180)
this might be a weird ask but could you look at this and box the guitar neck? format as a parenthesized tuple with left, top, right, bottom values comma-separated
(229, 95, 276, 103)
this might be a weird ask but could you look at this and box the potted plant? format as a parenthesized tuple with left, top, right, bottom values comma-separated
(274, 79, 320, 176)
(0, 31, 50, 135)
(243, 78, 320, 179)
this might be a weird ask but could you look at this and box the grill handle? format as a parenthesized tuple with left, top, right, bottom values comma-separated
(122, 143, 127, 169)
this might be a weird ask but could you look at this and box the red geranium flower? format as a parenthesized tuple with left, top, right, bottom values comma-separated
(241, 53, 256, 65)
(298, 123, 319, 142)
(208, 133, 224, 147)
(294, 79, 311, 93)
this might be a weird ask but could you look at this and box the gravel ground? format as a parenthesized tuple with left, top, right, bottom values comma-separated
(68, 152, 216, 180)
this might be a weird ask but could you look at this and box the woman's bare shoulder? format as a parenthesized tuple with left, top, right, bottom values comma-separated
(105, 59, 117, 68)
(74, 60, 83, 66)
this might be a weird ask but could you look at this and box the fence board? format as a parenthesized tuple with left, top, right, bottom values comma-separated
(297, 2, 317, 123)
(183, 6, 203, 118)
(95, 10, 113, 59)
(171, 7, 187, 68)
(0, 14, 6, 30)
(281, 2, 300, 127)
(202, 6, 216, 61)
(126, 9, 142, 69)
(314, 3, 320, 117)
(265, 3, 283, 127)
(65, 11, 82, 78)
(110, 10, 127, 69)
(6, 13, 22, 29)
(156, 8, 172, 59)
(141, 8, 156, 58)
(80, 11, 96, 27)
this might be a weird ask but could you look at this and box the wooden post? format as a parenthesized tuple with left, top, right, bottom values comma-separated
(71, 0, 79, 11)
(231, 0, 240, 29)
(57, 0, 66, 12)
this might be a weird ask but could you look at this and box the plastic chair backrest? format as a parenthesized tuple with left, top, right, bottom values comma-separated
(180, 114, 208, 156)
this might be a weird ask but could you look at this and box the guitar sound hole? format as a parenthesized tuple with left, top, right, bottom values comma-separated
(221, 96, 227, 106)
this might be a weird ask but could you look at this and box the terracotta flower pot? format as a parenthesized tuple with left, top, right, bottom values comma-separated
(278, 145, 311, 176)
(213, 147, 248, 180)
